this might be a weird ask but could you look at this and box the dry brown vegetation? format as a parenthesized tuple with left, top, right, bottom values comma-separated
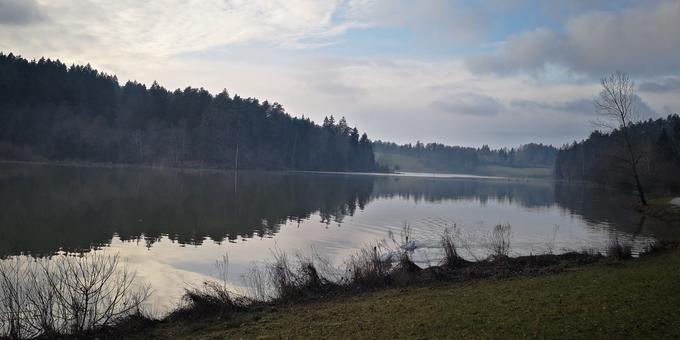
(0, 254, 149, 339)
(164, 223, 644, 327)
(1, 225, 653, 339)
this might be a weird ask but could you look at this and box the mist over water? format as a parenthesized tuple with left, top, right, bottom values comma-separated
(0, 163, 675, 312)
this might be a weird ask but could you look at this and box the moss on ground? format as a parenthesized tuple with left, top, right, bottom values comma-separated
(137, 249, 680, 339)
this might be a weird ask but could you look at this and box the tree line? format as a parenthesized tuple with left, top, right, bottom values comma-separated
(555, 72, 680, 202)
(0, 53, 379, 171)
(373, 140, 557, 173)
(555, 114, 680, 195)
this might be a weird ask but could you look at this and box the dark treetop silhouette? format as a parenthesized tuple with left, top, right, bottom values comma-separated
(0, 53, 379, 172)
(555, 114, 680, 195)
(373, 140, 557, 174)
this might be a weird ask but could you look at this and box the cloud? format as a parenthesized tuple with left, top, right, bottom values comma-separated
(638, 77, 680, 93)
(296, 58, 369, 98)
(467, 1, 680, 76)
(629, 95, 657, 118)
(467, 28, 563, 75)
(511, 98, 594, 115)
(354, 0, 489, 44)
(511, 95, 656, 118)
(0, 0, 44, 25)
(1, 1, 677, 148)
(433, 93, 502, 117)
(0, 0, 365, 60)
(113, 54, 664, 148)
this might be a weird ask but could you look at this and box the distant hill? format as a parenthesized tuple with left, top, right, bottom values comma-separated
(0, 53, 379, 172)
(373, 141, 557, 178)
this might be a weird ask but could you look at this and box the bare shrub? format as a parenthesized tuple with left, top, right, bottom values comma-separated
(267, 250, 298, 300)
(172, 252, 249, 319)
(173, 281, 248, 319)
(266, 250, 337, 301)
(0, 258, 24, 339)
(240, 249, 338, 303)
(580, 248, 602, 257)
(23, 260, 58, 337)
(639, 241, 680, 256)
(486, 223, 512, 260)
(243, 264, 268, 302)
(440, 227, 464, 267)
(641, 242, 660, 256)
(0, 254, 149, 339)
(399, 222, 413, 251)
(215, 253, 229, 285)
(640, 241, 679, 256)
(544, 225, 560, 255)
(607, 237, 632, 260)
(387, 222, 416, 254)
(390, 252, 422, 286)
(49, 254, 149, 333)
(442, 224, 483, 262)
(345, 243, 392, 288)
(306, 249, 343, 283)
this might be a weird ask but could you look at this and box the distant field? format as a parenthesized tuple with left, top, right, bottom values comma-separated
(374, 152, 437, 173)
(477, 165, 553, 178)
(375, 151, 553, 178)
(144, 250, 680, 339)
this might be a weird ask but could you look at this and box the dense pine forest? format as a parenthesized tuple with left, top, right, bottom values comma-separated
(0, 53, 379, 171)
(555, 115, 680, 194)
(373, 140, 557, 175)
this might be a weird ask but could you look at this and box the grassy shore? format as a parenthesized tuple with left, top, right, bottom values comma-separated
(639, 197, 680, 224)
(136, 249, 680, 339)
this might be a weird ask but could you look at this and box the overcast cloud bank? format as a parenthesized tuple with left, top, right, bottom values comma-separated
(0, 0, 677, 147)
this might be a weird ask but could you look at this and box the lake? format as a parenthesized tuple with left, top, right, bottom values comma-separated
(0, 162, 676, 313)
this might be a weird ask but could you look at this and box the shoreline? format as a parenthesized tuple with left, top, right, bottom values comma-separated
(0, 159, 554, 181)
(101, 245, 679, 339)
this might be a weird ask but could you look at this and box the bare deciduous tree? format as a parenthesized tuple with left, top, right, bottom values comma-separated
(594, 71, 648, 205)
(0, 254, 150, 339)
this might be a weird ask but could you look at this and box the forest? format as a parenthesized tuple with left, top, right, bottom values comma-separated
(373, 140, 557, 175)
(555, 115, 680, 194)
(0, 53, 378, 171)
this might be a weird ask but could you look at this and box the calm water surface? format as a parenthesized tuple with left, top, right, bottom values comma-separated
(1, 163, 676, 313)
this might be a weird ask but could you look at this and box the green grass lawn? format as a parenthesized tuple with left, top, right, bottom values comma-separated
(140, 250, 680, 339)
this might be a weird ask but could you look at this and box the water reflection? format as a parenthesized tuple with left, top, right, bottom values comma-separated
(553, 182, 679, 240)
(0, 163, 675, 258)
(371, 175, 555, 208)
(0, 164, 374, 256)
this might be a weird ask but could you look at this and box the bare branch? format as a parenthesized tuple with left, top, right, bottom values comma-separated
(593, 71, 648, 205)
(0, 254, 150, 338)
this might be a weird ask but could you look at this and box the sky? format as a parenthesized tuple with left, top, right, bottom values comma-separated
(1, 0, 679, 148)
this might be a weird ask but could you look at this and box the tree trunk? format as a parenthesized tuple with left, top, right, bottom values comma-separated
(623, 129, 647, 206)
(234, 143, 239, 171)
(632, 166, 647, 206)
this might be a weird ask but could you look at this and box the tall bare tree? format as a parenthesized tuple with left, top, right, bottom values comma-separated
(594, 71, 648, 205)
